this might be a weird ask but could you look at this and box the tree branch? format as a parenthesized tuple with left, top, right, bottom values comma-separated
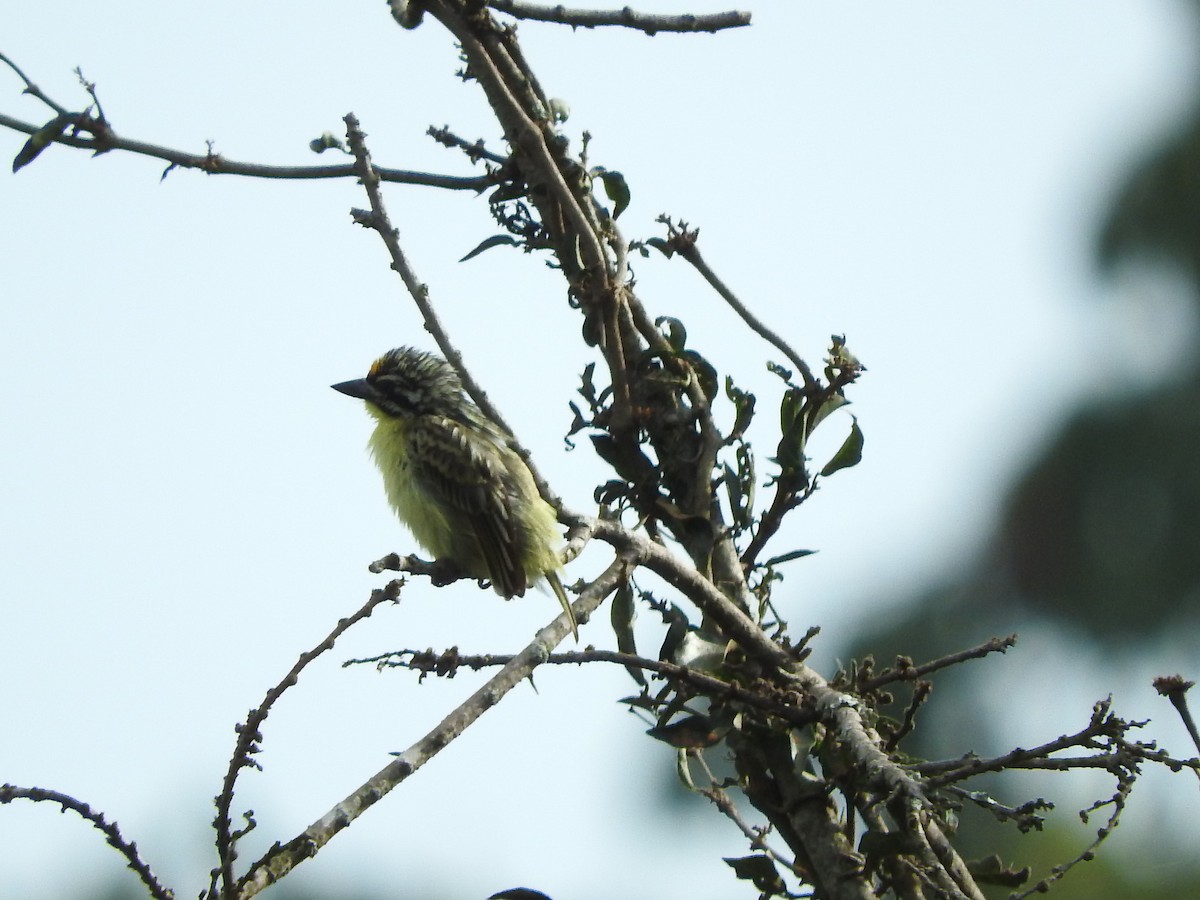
(234, 558, 625, 898)
(487, 1, 751, 34)
(0, 109, 501, 187)
(854, 634, 1018, 692)
(660, 217, 815, 388)
(0, 784, 174, 900)
(349, 645, 821, 728)
(209, 581, 400, 898)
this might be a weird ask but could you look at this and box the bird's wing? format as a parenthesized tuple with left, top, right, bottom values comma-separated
(408, 416, 526, 597)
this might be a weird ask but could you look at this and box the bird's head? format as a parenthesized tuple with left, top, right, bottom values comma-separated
(332, 347, 464, 419)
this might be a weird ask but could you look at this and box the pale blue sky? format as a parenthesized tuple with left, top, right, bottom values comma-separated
(1, 3, 1196, 898)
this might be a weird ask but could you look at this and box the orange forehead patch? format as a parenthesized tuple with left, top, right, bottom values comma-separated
(367, 355, 388, 380)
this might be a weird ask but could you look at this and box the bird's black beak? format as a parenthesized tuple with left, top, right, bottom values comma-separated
(331, 378, 378, 401)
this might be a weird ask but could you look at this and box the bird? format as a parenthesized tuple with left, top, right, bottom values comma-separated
(332, 346, 578, 640)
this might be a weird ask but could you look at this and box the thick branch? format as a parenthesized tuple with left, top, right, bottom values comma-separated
(425, 1, 612, 276)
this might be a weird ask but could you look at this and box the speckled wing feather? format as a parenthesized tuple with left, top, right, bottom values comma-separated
(407, 415, 527, 597)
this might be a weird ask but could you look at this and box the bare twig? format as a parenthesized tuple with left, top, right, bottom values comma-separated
(343, 112, 511, 427)
(234, 558, 626, 898)
(660, 218, 815, 388)
(0, 784, 174, 900)
(426, 1, 612, 276)
(688, 751, 805, 881)
(208, 581, 400, 899)
(0, 51, 69, 115)
(913, 699, 1144, 789)
(0, 109, 497, 187)
(366, 552, 596, 632)
(344, 109, 578, 525)
(922, 815, 987, 900)
(486, 0, 751, 34)
(346, 645, 820, 728)
(427, 124, 508, 164)
(945, 785, 1050, 833)
(856, 634, 1018, 692)
(883, 680, 931, 753)
(1012, 780, 1132, 900)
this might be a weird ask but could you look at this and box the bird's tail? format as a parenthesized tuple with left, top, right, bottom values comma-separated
(546, 570, 579, 641)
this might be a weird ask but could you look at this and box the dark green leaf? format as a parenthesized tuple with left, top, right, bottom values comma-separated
(579, 362, 597, 403)
(565, 401, 588, 438)
(595, 167, 630, 219)
(12, 113, 70, 173)
(610, 583, 644, 686)
(647, 715, 726, 749)
(723, 463, 746, 530)
(655, 315, 687, 351)
(459, 234, 521, 262)
(776, 387, 807, 473)
(488, 180, 527, 204)
(724, 855, 787, 895)
(724, 376, 756, 437)
(593, 478, 630, 507)
(766, 360, 794, 385)
(645, 236, 674, 258)
(763, 549, 816, 567)
(657, 605, 690, 663)
(819, 416, 864, 477)
(683, 349, 718, 400)
(308, 131, 344, 153)
(966, 855, 1031, 888)
(809, 393, 849, 433)
(490, 890, 553, 900)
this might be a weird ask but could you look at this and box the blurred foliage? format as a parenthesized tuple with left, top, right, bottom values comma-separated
(999, 383, 1200, 636)
(840, 3, 1200, 896)
(855, 1, 1200, 662)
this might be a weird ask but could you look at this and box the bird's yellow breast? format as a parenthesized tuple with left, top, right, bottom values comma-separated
(366, 413, 458, 562)
(361, 399, 563, 594)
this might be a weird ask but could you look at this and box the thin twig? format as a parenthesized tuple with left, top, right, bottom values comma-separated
(343, 112, 512, 429)
(208, 581, 401, 899)
(486, 0, 751, 34)
(689, 751, 805, 880)
(347, 645, 820, 728)
(1012, 780, 1132, 900)
(913, 699, 1133, 789)
(0, 784, 174, 900)
(427, 125, 509, 164)
(234, 558, 626, 898)
(0, 51, 69, 115)
(883, 680, 931, 752)
(856, 634, 1018, 692)
(0, 110, 497, 187)
(662, 219, 815, 388)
